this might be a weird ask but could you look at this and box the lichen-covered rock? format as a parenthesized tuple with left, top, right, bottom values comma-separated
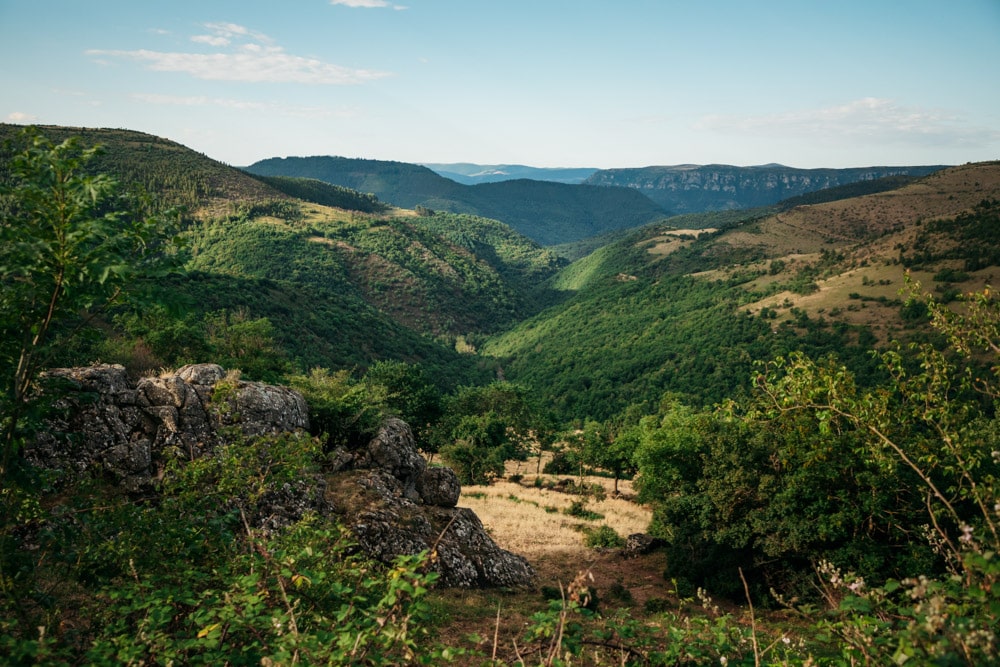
(175, 363, 226, 386)
(135, 372, 215, 461)
(417, 466, 461, 507)
(355, 418, 426, 500)
(623, 533, 665, 557)
(253, 470, 331, 535)
(221, 381, 310, 437)
(27, 363, 534, 589)
(28, 363, 309, 491)
(31, 364, 152, 489)
(342, 470, 534, 587)
(322, 421, 534, 587)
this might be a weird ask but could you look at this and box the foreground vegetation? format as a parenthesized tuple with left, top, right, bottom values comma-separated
(1, 128, 998, 664)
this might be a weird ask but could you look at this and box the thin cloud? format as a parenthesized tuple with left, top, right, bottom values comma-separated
(195, 23, 273, 47)
(330, 0, 408, 9)
(191, 35, 230, 47)
(132, 93, 271, 110)
(87, 23, 389, 85)
(132, 93, 355, 119)
(5, 112, 38, 123)
(697, 98, 1000, 148)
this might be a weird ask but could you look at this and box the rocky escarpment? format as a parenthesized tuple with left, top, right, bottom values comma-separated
(585, 164, 947, 214)
(26, 364, 534, 588)
(29, 363, 309, 491)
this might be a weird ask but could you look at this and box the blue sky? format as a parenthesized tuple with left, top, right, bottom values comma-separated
(2, 0, 999, 169)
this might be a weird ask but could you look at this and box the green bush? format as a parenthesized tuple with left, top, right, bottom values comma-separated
(583, 525, 625, 549)
(542, 450, 578, 475)
(564, 499, 604, 521)
(0, 429, 456, 664)
(288, 367, 389, 449)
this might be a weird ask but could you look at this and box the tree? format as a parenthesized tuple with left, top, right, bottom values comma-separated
(632, 388, 932, 600)
(738, 283, 1000, 664)
(431, 382, 543, 485)
(204, 308, 289, 382)
(0, 128, 178, 476)
(288, 367, 388, 450)
(362, 360, 442, 446)
(578, 418, 637, 494)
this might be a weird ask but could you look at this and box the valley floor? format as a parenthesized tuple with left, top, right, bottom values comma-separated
(426, 459, 775, 664)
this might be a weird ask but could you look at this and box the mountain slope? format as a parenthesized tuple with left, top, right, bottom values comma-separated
(584, 163, 949, 215)
(244, 156, 459, 208)
(0, 124, 561, 385)
(0, 124, 285, 217)
(483, 162, 1000, 421)
(245, 156, 667, 246)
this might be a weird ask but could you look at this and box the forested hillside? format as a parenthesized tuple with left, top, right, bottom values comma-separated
(0, 124, 285, 216)
(246, 155, 668, 245)
(485, 161, 1000, 421)
(4, 125, 1000, 664)
(0, 125, 563, 388)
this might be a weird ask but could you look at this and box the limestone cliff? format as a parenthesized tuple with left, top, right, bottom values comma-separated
(584, 164, 947, 214)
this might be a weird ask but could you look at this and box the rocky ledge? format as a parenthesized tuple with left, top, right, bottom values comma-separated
(26, 363, 534, 588)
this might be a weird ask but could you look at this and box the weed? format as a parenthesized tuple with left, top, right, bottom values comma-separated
(583, 524, 625, 549)
(565, 499, 604, 521)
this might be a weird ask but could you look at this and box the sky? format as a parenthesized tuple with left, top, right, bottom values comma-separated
(2, 0, 999, 169)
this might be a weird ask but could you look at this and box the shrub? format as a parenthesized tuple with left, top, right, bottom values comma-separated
(288, 367, 388, 449)
(0, 430, 455, 664)
(583, 525, 625, 549)
(542, 449, 579, 475)
(932, 267, 970, 283)
(565, 499, 604, 521)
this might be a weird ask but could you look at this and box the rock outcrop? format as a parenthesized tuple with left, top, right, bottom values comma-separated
(26, 364, 533, 588)
(29, 363, 309, 491)
(327, 418, 534, 587)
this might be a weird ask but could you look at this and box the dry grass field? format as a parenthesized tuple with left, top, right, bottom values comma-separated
(427, 457, 694, 662)
(677, 163, 1000, 341)
(459, 479, 649, 555)
(644, 228, 716, 257)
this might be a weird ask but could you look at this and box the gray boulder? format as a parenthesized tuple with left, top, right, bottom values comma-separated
(417, 466, 462, 507)
(344, 470, 534, 587)
(29, 363, 308, 491)
(326, 420, 534, 587)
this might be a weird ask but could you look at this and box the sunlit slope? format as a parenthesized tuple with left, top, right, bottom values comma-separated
(484, 162, 1000, 421)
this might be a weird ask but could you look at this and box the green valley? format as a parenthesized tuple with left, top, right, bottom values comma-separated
(3, 124, 999, 665)
(245, 155, 670, 246)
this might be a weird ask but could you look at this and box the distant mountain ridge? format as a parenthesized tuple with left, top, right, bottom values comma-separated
(245, 156, 667, 246)
(584, 163, 949, 214)
(421, 163, 598, 185)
